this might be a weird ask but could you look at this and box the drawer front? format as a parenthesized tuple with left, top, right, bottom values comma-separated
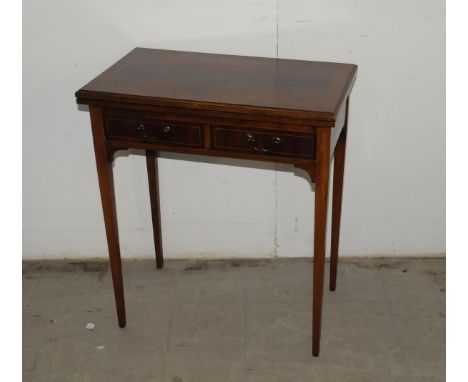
(104, 116, 203, 148)
(213, 127, 316, 159)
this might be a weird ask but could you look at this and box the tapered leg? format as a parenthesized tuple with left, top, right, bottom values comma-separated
(312, 131, 331, 357)
(145, 150, 164, 269)
(90, 107, 126, 328)
(330, 128, 347, 291)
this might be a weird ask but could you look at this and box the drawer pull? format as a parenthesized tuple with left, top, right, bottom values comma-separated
(137, 123, 148, 141)
(105, 116, 203, 147)
(272, 136, 282, 145)
(245, 133, 255, 143)
(137, 124, 171, 141)
(244, 133, 282, 154)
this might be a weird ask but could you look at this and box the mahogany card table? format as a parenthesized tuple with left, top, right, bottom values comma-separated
(75, 48, 357, 356)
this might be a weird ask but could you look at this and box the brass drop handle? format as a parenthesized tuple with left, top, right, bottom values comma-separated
(137, 123, 148, 140)
(244, 133, 281, 154)
(163, 126, 172, 134)
(271, 136, 282, 145)
(245, 133, 255, 143)
(244, 133, 263, 151)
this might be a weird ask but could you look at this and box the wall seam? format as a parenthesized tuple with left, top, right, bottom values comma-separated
(274, 0, 279, 258)
(274, 163, 278, 258)
(276, 0, 279, 59)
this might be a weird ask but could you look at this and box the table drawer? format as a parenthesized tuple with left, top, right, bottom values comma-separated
(104, 116, 203, 148)
(213, 127, 316, 159)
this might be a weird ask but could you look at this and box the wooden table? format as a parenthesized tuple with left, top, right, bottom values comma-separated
(75, 48, 357, 356)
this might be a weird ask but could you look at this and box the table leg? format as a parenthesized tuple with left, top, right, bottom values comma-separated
(330, 99, 349, 292)
(90, 107, 126, 328)
(145, 150, 164, 269)
(312, 132, 331, 357)
(330, 128, 347, 291)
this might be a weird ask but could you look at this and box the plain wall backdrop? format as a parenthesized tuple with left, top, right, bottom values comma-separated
(23, 0, 445, 259)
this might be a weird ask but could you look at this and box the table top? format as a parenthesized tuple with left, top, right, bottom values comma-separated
(76, 48, 357, 122)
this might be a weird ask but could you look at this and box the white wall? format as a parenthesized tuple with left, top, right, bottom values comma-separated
(23, 0, 445, 259)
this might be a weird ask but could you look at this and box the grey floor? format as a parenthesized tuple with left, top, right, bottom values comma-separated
(23, 258, 445, 382)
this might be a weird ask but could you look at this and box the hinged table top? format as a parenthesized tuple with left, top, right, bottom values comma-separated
(76, 48, 357, 123)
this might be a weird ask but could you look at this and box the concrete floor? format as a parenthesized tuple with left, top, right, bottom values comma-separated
(23, 258, 445, 382)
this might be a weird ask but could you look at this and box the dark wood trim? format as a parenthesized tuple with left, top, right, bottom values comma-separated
(82, 101, 336, 129)
(145, 150, 164, 269)
(204, 125, 211, 149)
(330, 98, 349, 291)
(312, 128, 331, 357)
(105, 139, 318, 168)
(77, 90, 337, 123)
(89, 106, 126, 328)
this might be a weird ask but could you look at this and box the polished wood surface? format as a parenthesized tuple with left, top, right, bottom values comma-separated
(76, 48, 356, 357)
(104, 115, 203, 148)
(76, 48, 356, 123)
(330, 99, 349, 292)
(146, 150, 164, 269)
(212, 127, 317, 159)
(89, 106, 126, 328)
(311, 129, 331, 356)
